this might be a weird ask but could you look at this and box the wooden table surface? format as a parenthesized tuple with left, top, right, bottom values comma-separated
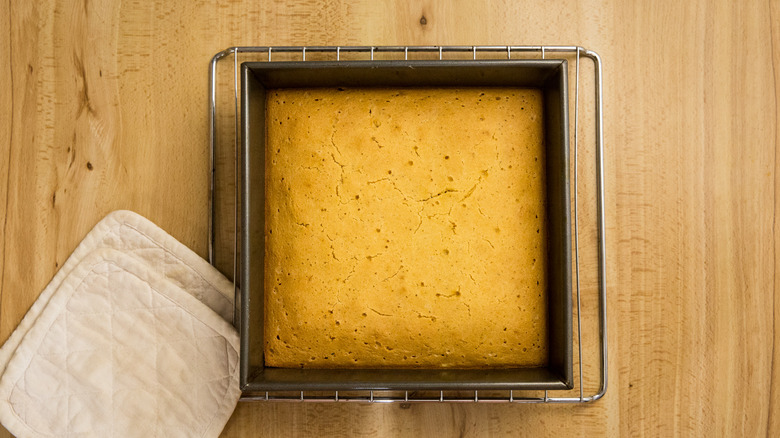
(1, 0, 779, 436)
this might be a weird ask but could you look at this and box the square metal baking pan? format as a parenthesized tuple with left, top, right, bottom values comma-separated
(240, 59, 572, 392)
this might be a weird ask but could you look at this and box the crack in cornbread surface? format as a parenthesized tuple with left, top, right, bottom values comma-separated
(264, 87, 548, 368)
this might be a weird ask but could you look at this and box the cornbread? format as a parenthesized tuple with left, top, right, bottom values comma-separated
(264, 87, 548, 368)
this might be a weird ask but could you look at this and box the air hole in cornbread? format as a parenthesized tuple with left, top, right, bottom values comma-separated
(264, 87, 547, 369)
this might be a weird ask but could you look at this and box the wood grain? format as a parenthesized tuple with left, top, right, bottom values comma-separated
(0, 0, 777, 436)
(771, 2, 780, 436)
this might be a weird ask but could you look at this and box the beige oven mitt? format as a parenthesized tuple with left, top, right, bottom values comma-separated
(0, 211, 240, 437)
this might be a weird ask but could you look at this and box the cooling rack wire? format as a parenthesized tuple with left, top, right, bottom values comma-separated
(208, 45, 606, 403)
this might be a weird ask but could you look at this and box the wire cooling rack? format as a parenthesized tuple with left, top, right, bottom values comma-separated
(208, 45, 606, 403)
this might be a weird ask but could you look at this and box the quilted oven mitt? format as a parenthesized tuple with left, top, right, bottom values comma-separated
(0, 211, 241, 437)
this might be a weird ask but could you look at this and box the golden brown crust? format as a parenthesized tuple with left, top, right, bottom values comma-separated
(264, 87, 547, 368)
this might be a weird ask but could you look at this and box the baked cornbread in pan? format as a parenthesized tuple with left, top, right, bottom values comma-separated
(264, 87, 547, 369)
